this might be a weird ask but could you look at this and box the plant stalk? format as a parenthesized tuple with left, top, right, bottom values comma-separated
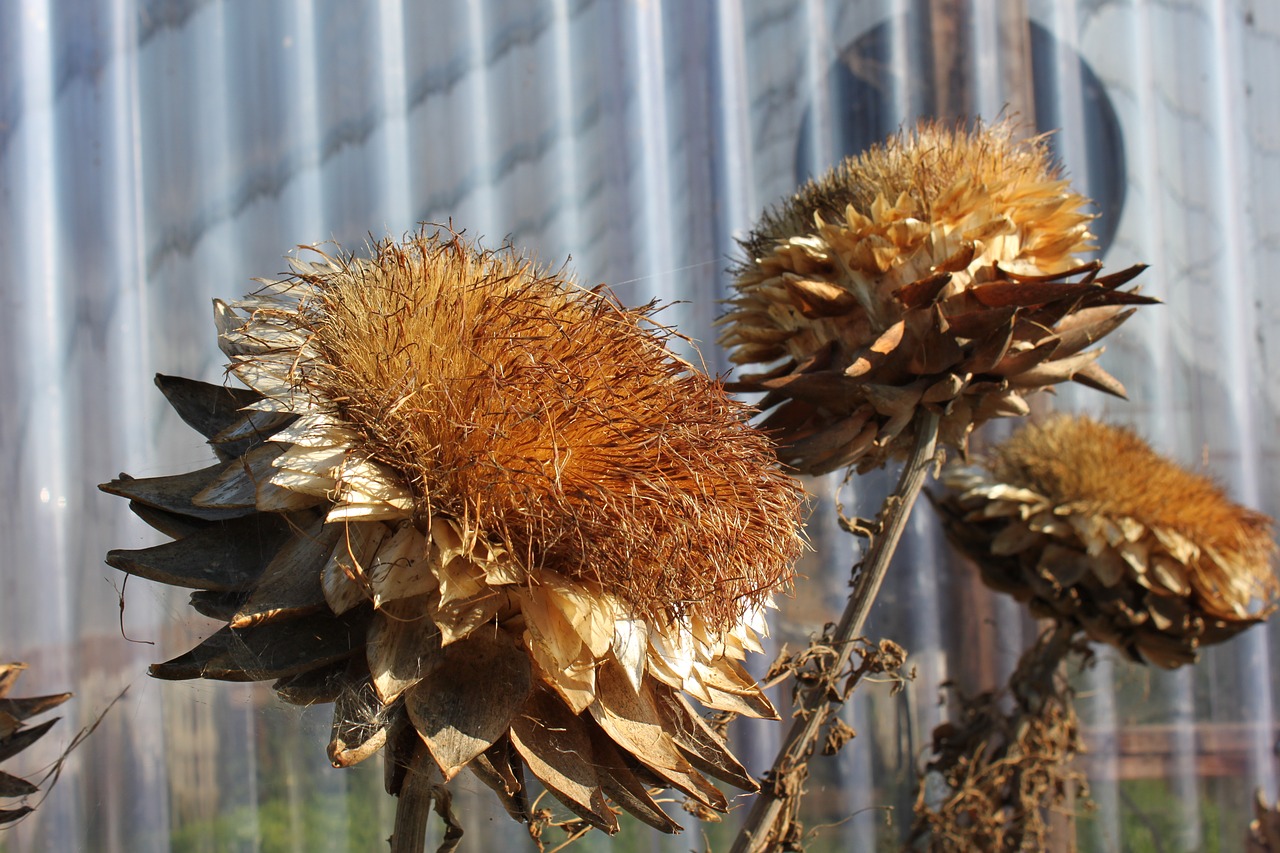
(390, 743, 434, 853)
(730, 411, 941, 853)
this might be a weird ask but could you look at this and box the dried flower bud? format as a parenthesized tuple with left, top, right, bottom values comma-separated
(102, 230, 804, 833)
(932, 415, 1279, 667)
(0, 662, 72, 826)
(720, 121, 1155, 475)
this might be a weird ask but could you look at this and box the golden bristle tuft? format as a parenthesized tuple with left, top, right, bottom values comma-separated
(722, 120, 1155, 475)
(741, 121, 1087, 267)
(933, 415, 1278, 667)
(991, 416, 1277, 600)
(291, 233, 801, 629)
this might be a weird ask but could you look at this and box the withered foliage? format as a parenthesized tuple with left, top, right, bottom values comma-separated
(747, 633, 911, 851)
(0, 663, 72, 827)
(911, 627, 1091, 852)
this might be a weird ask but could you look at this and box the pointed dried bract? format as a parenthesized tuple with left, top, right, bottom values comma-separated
(932, 415, 1279, 667)
(720, 120, 1155, 475)
(102, 229, 804, 833)
(0, 662, 73, 826)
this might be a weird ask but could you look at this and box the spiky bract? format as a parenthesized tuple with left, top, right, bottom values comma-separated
(0, 663, 72, 826)
(933, 416, 1278, 667)
(721, 121, 1154, 475)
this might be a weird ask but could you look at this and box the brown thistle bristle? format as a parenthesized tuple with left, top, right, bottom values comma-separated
(934, 415, 1277, 667)
(991, 416, 1278, 613)
(741, 120, 1085, 266)
(293, 232, 802, 628)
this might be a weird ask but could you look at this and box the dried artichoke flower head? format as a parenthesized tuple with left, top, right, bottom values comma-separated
(721, 121, 1155, 475)
(933, 415, 1279, 668)
(101, 230, 804, 834)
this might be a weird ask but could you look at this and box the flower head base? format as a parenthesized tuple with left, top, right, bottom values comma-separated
(932, 416, 1278, 667)
(102, 230, 804, 833)
(720, 121, 1155, 475)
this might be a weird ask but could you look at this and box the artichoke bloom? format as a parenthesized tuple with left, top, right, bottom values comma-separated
(102, 232, 803, 833)
(0, 662, 71, 825)
(720, 121, 1155, 475)
(932, 416, 1278, 668)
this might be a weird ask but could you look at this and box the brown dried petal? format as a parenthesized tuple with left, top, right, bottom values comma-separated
(509, 686, 617, 833)
(405, 629, 531, 781)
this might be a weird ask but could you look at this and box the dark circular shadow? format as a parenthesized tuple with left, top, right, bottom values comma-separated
(795, 19, 1125, 255)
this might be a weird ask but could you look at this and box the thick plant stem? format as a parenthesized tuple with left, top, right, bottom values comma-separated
(389, 743, 463, 853)
(731, 411, 941, 853)
(390, 759, 433, 853)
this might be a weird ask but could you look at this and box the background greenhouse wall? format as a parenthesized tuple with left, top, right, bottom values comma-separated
(1, 0, 1278, 850)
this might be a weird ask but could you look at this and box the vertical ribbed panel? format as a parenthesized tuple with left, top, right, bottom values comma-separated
(1, 1, 1276, 849)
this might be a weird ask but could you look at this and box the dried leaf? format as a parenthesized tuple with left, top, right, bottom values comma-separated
(210, 409, 297, 459)
(127, 501, 212, 540)
(1069, 360, 1129, 398)
(544, 578, 616, 659)
(406, 630, 532, 781)
(510, 685, 617, 833)
(368, 596, 442, 704)
(322, 521, 389, 615)
(846, 320, 907, 378)
(651, 686, 755, 790)
(0, 805, 33, 824)
(0, 770, 37, 798)
(468, 738, 529, 823)
(272, 661, 349, 706)
(894, 271, 953, 309)
(0, 718, 58, 763)
(585, 723, 682, 833)
(782, 275, 858, 317)
(0, 665, 27, 699)
(154, 374, 262, 446)
(193, 444, 287, 509)
(149, 609, 367, 681)
(231, 515, 340, 627)
(590, 662, 727, 812)
(329, 676, 394, 768)
(0, 692, 72, 727)
(99, 467, 253, 522)
(369, 523, 435, 608)
(106, 512, 297, 592)
(611, 618, 649, 695)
